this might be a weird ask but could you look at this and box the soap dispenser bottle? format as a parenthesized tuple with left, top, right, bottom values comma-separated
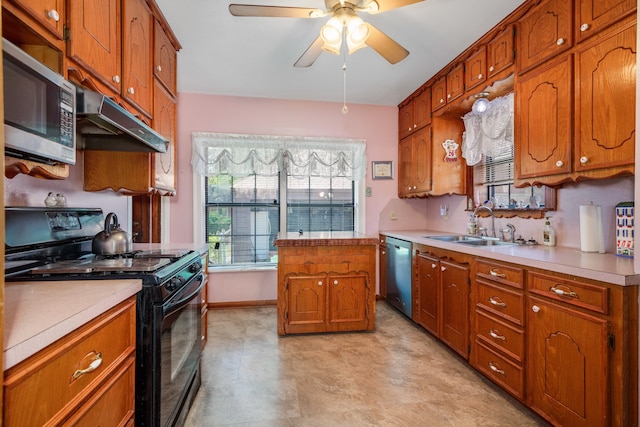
(467, 215, 478, 236)
(542, 216, 556, 246)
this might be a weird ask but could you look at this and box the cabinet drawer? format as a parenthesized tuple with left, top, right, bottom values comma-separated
(4, 298, 136, 426)
(473, 339, 524, 401)
(476, 259, 523, 289)
(476, 278, 524, 325)
(475, 309, 524, 363)
(528, 271, 609, 314)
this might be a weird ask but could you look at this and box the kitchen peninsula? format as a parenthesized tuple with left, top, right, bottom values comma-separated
(274, 232, 377, 335)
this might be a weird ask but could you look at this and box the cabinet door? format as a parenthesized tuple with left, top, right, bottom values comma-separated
(68, 0, 121, 93)
(9, 0, 65, 39)
(414, 89, 432, 129)
(527, 296, 608, 427)
(430, 118, 467, 196)
(122, 0, 153, 117)
(574, 22, 636, 172)
(517, 0, 572, 72)
(413, 125, 432, 194)
(446, 64, 464, 103)
(431, 77, 447, 111)
(440, 260, 469, 359)
(283, 275, 327, 334)
(488, 25, 514, 77)
(576, 0, 636, 43)
(153, 80, 177, 194)
(327, 273, 369, 331)
(398, 136, 414, 196)
(154, 20, 178, 96)
(398, 102, 414, 139)
(465, 45, 487, 91)
(417, 252, 440, 335)
(515, 56, 573, 181)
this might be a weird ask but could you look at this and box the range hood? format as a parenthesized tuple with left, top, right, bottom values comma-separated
(75, 86, 168, 153)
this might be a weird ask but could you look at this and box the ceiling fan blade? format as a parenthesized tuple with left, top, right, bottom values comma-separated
(363, 0, 424, 14)
(294, 36, 324, 67)
(229, 4, 323, 18)
(364, 23, 409, 64)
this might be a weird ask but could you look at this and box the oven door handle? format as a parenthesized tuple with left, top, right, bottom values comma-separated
(163, 272, 205, 317)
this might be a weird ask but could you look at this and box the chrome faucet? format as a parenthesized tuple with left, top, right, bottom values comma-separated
(501, 223, 516, 242)
(473, 205, 496, 238)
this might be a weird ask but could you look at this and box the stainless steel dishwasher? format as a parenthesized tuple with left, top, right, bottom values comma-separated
(385, 237, 412, 318)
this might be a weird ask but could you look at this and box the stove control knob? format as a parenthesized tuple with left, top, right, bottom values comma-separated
(188, 261, 203, 273)
(167, 276, 184, 291)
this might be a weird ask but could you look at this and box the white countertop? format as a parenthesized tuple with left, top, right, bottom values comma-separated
(3, 279, 142, 370)
(381, 230, 639, 287)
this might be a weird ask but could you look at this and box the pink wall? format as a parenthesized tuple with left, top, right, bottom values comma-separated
(170, 93, 401, 242)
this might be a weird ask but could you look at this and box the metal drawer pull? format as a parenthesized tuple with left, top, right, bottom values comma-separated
(550, 286, 578, 298)
(489, 362, 505, 376)
(489, 329, 506, 341)
(488, 296, 506, 308)
(333, 280, 339, 285)
(72, 352, 103, 379)
(318, 281, 323, 286)
(489, 269, 506, 278)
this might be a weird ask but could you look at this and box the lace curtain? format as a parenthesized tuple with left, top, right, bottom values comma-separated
(461, 92, 514, 166)
(191, 132, 367, 180)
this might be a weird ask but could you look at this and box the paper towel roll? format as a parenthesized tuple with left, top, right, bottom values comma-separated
(580, 204, 605, 253)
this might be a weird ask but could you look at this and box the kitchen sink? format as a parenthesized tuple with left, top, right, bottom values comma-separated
(424, 235, 516, 246)
(424, 235, 482, 242)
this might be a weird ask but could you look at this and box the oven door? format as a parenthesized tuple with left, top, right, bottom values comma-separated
(158, 272, 204, 427)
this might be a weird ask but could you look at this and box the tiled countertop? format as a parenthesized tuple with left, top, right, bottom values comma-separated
(3, 279, 142, 371)
(381, 230, 639, 287)
(274, 231, 378, 246)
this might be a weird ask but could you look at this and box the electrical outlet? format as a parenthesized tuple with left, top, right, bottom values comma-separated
(390, 211, 397, 220)
(366, 187, 372, 197)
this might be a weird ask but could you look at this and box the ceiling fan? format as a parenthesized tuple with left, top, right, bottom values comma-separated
(229, 0, 424, 67)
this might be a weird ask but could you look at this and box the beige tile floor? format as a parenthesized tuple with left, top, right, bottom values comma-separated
(185, 301, 549, 426)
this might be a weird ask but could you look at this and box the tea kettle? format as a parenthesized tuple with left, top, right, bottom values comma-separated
(92, 212, 133, 255)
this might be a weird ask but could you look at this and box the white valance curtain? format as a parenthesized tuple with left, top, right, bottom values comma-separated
(461, 92, 514, 166)
(191, 132, 367, 180)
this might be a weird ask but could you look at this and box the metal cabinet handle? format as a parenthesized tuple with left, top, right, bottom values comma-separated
(489, 329, 506, 341)
(580, 23, 590, 32)
(489, 65, 495, 72)
(477, 73, 483, 79)
(441, 266, 446, 271)
(431, 263, 437, 269)
(488, 296, 506, 308)
(489, 269, 506, 278)
(489, 362, 505, 376)
(532, 305, 540, 313)
(556, 160, 564, 167)
(112, 75, 121, 83)
(156, 65, 163, 72)
(580, 156, 589, 164)
(318, 281, 323, 286)
(72, 352, 103, 379)
(556, 38, 565, 45)
(550, 286, 578, 298)
(333, 280, 339, 285)
(127, 87, 135, 95)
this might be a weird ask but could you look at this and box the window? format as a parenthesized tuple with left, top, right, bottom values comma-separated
(193, 133, 366, 267)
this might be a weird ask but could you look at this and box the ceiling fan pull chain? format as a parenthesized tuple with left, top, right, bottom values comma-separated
(342, 32, 349, 114)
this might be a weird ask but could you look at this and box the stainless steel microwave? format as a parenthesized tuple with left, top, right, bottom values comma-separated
(3, 38, 76, 165)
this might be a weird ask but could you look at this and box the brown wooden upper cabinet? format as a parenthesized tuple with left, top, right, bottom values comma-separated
(487, 24, 515, 78)
(431, 63, 465, 111)
(398, 125, 432, 197)
(575, 0, 636, 43)
(515, 17, 635, 187)
(154, 19, 178, 96)
(122, 0, 154, 117)
(399, 88, 431, 140)
(465, 45, 487, 91)
(517, 0, 573, 73)
(67, 0, 122, 95)
(5, 0, 65, 41)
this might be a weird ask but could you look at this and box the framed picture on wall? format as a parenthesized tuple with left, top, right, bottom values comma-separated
(372, 161, 393, 180)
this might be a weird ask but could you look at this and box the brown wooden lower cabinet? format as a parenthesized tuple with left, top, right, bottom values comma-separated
(406, 245, 638, 427)
(276, 242, 376, 336)
(3, 297, 136, 426)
